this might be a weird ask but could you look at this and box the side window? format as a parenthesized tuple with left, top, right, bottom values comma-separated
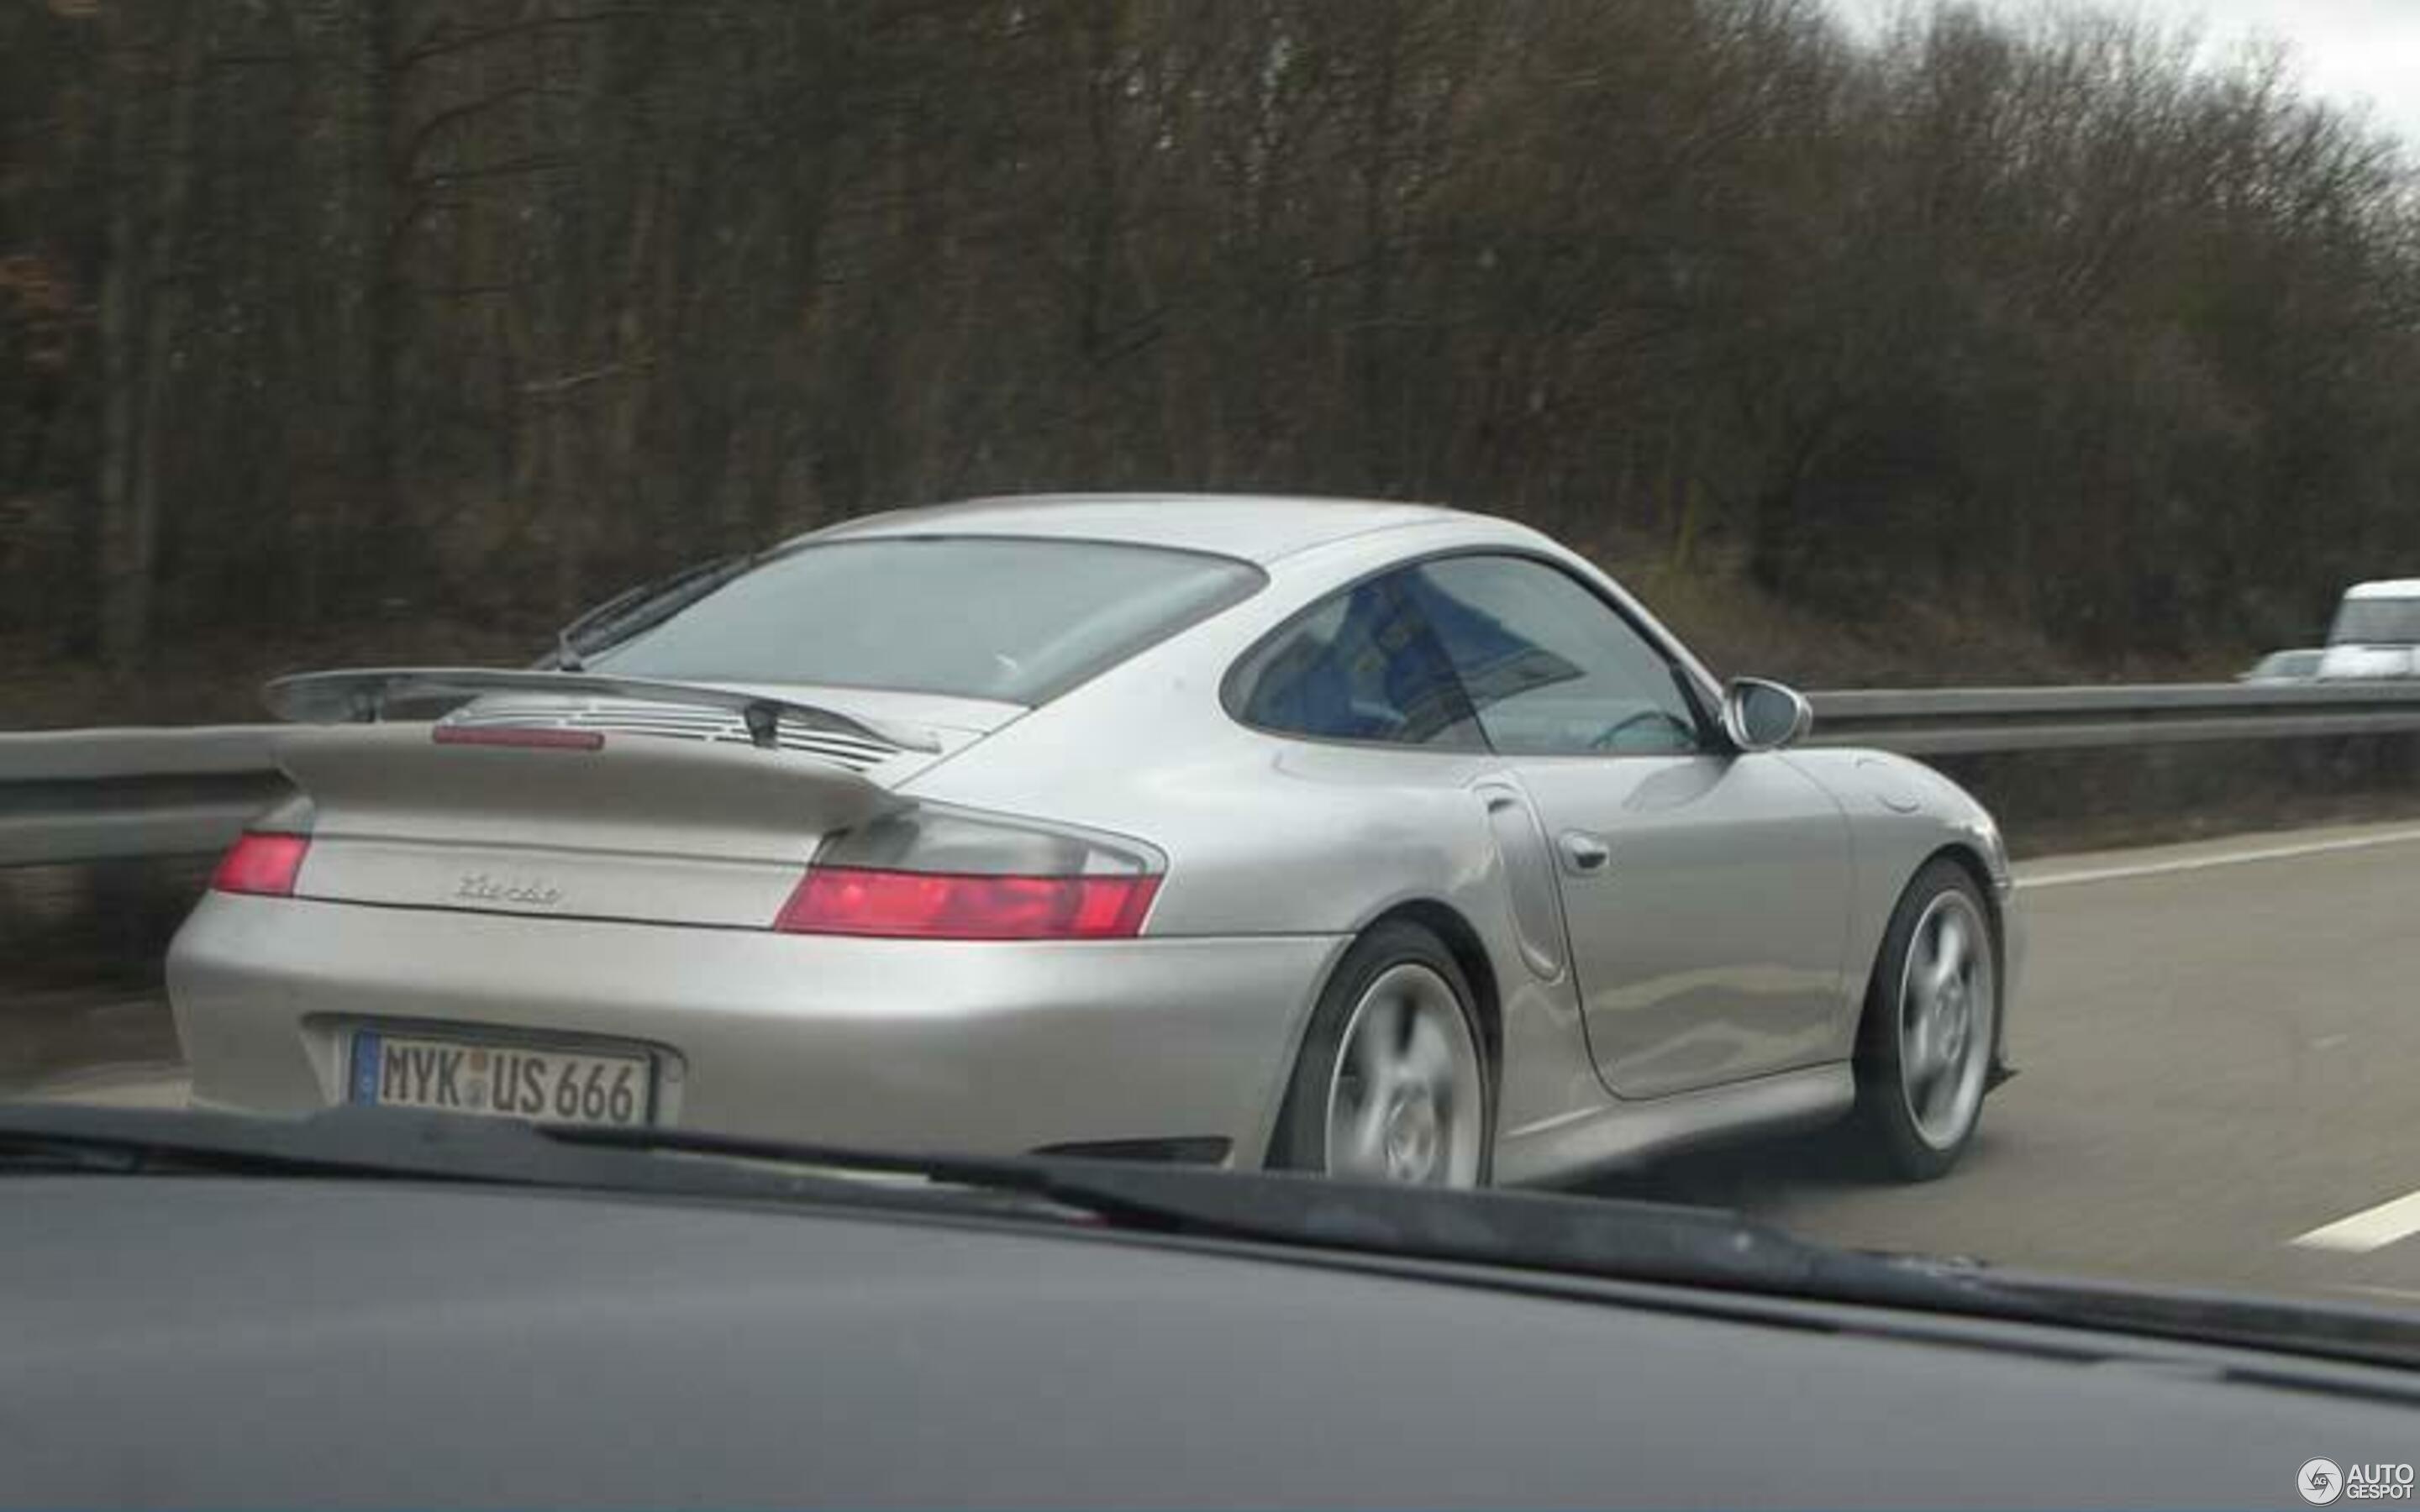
(1405, 556, 1704, 757)
(1228, 572, 1486, 748)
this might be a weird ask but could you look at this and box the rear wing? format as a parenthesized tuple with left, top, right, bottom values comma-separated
(264, 668, 941, 754)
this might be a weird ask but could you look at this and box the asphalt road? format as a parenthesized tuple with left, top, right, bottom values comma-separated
(1593, 819, 2420, 1305)
(17, 818, 2420, 1305)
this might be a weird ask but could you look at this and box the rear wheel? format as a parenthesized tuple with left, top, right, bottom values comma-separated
(1851, 860, 1998, 1181)
(1269, 922, 1492, 1187)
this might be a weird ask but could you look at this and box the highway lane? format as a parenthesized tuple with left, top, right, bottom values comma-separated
(16, 819, 2420, 1304)
(1594, 820, 2420, 1304)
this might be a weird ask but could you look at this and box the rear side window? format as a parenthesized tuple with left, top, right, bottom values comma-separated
(587, 538, 1262, 704)
(1225, 572, 1485, 748)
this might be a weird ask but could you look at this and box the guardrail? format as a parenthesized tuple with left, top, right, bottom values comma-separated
(0, 727, 288, 869)
(8, 680, 2420, 867)
(1806, 682, 2420, 755)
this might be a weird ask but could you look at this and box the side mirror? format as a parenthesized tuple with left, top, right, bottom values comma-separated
(1723, 677, 1812, 753)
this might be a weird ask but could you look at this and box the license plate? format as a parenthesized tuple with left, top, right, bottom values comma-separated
(349, 1031, 654, 1126)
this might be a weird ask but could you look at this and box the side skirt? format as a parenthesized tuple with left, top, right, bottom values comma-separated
(1493, 1063, 1854, 1187)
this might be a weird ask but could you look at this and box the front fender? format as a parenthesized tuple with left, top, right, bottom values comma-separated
(1783, 748, 2018, 1067)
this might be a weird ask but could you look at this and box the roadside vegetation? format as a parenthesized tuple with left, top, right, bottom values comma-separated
(4, 0, 2415, 723)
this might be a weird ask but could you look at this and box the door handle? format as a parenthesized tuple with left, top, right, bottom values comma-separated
(1558, 831, 1612, 875)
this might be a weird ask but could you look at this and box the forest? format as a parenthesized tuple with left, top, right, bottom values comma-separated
(5, 0, 2418, 718)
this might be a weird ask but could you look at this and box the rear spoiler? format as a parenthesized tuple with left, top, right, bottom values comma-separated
(263, 668, 941, 754)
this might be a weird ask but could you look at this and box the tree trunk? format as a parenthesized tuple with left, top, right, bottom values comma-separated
(95, 30, 140, 675)
(1075, 0, 1119, 361)
(1355, 23, 1401, 490)
(100, 8, 203, 678)
(125, 13, 204, 663)
(357, 0, 405, 604)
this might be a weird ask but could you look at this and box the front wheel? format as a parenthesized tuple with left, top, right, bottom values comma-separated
(1268, 921, 1492, 1187)
(1850, 859, 1999, 1181)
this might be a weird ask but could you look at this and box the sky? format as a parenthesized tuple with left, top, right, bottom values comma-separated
(1828, 0, 2420, 149)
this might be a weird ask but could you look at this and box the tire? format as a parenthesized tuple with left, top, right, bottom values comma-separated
(1268, 921, 1493, 1187)
(1850, 858, 2000, 1182)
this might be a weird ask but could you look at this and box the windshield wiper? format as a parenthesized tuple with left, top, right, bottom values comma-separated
(0, 1102, 1057, 1218)
(0, 1103, 1992, 1310)
(552, 552, 755, 666)
(16, 1103, 2420, 1375)
(550, 1123, 1990, 1307)
(550, 1126, 2420, 1377)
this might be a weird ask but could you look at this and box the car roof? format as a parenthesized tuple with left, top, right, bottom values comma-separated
(2343, 580, 2420, 599)
(795, 492, 1486, 565)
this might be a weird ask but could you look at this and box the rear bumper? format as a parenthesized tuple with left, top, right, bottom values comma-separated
(166, 894, 1344, 1166)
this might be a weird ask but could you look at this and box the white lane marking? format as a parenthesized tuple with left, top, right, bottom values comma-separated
(2023, 826, 2420, 890)
(2292, 1190, 2420, 1253)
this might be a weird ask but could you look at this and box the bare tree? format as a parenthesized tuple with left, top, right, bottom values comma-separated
(9, 0, 2420, 711)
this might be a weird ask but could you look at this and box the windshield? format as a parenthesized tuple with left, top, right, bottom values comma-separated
(582, 538, 1261, 703)
(2329, 597, 2420, 647)
(19, 0, 2420, 1455)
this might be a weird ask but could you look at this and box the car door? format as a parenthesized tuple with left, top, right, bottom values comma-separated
(1402, 554, 1851, 1099)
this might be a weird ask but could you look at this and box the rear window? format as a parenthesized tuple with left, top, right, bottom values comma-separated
(587, 538, 1262, 703)
(2329, 596, 2420, 646)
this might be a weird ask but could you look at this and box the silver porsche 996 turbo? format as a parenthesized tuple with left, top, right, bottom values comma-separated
(168, 494, 2018, 1185)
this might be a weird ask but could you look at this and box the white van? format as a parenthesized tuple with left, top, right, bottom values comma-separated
(2318, 580, 2420, 680)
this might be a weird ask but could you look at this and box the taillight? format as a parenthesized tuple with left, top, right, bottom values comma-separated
(210, 832, 311, 897)
(778, 807, 1164, 940)
(775, 868, 1159, 940)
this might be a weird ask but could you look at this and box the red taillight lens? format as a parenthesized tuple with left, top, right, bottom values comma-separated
(210, 832, 311, 897)
(774, 867, 1160, 940)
